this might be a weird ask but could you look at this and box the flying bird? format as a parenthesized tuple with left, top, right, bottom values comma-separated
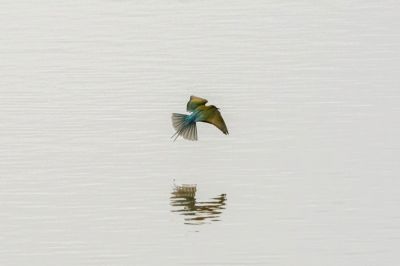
(171, 96, 229, 141)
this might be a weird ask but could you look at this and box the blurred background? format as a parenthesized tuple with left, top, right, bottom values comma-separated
(1, 0, 400, 265)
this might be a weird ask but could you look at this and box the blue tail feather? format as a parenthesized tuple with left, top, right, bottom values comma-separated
(171, 113, 198, 141)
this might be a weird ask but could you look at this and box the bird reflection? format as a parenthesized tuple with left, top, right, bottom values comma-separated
(170, 184, 227, 225)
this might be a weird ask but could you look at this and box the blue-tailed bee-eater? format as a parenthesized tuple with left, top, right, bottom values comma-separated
(171, 96, 229, 141)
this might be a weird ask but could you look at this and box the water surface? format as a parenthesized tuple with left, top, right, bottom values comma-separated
(1, 0, 400, 265)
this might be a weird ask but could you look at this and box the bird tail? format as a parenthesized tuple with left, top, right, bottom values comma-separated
(171, 113, 198, 141)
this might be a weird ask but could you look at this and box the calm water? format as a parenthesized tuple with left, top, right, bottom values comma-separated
(1, 1, 400, 265)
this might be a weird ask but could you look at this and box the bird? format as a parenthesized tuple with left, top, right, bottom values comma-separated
(171, 95, 229, 141)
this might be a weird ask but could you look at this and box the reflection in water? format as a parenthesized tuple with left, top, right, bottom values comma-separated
(170, 184, 227, 225)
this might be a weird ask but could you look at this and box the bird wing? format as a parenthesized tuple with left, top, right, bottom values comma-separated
(187, 95, 208, 112)
(199, 106, 229, 135)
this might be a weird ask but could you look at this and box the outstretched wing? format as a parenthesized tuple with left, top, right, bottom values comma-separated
(199, 106, 229, 135)
(187, 95, 208, 112)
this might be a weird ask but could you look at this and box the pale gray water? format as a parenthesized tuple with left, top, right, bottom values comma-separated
(1, 0, 400, 265)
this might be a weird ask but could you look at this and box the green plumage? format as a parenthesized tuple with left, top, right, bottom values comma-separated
(171, 96, 229, 141)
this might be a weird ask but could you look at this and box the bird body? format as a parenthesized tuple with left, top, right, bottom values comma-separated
(171, 96, 228, 141)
